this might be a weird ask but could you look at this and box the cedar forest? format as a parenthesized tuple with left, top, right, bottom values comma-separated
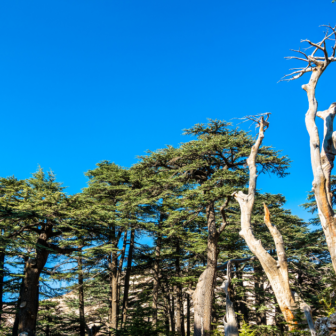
(1, 25, 336, 336)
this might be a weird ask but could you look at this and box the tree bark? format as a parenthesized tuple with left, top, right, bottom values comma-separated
(122, 229, 135, 327)
(192, 202, 218, 336)
(175, 240, 185, 336)
(110, 251, 118, 331)
(162, 285, 171, 334)
(78, 249, 85, 336)
(234, 116, 298, 331)
(192, 197, 232, 336)
(12, 261, 27, 336)
(152, 217, 162, 329)
(0, 251, 4, 322)
(303, 68, 336, 273)
(116, 231, 128, 328)
(170, 290, 175, 333)
(186, 294, 191, 336)
(221, 260, 239, 336)
(293, 292, 317, 336)
(17, 231, 52, 336)
(108, 227, 122, 333)
(283, 29, 336, 275)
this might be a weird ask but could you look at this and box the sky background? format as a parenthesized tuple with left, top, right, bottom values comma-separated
(0, 0, 335, 223)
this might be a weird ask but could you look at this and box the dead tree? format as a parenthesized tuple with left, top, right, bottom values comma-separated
(221, 260, 238, 336)
(217, 257, 255, 336)
(281, 25, 336, 273)
(233, 115, 316, 334)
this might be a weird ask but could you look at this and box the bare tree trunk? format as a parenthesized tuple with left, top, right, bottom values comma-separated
(111, 251, 118, 331)
(186, 294, 191, 336)
(222, 260, 239, 336)
(170, 290, 175, 333)
(108, 227, 122, 333)
(162, 286, 171, 334)
(293, 292, 317, 336)
(203, 203, 217, 336)
(108, 251, 113, 335)
(234, 115, 298, 331)
(78, 249, 85, 336)
(122, 229, 135, 327)
(175, 240, 185, 336)
(305, 76, 336, 272)
(116, 232, 128, 328)
(283, 26, 336, 273)
(152, 219, 162, 329)
(0, 252, 4, 322)
(12, 261, 26, 336)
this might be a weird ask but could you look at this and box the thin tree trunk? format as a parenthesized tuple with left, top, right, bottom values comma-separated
(221, 260, 239, 336)
(203, 203, 217, 336)
(175, 240, 184, 335)
(122, 229, 135, 327)
(108, 227, 122, 333)
(294, 292, 317, 336)
(152, 218, 162, 329)
(186, 294, 190, 336)
(169, 289, 175, 332)
(161, 285, 171, 334)
(0, 252, 5, 322)
(111, 251, 118, 330)
(78, 249, 85, 336)
(116, 232, 128, 328)
(108, 251, 113, 335)
(12, 261, 27, 336)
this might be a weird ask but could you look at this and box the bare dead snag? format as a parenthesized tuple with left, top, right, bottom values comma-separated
(282, 25, 336, 273)
(293, 292, 317, 336)
(219, 258, 255, 336)
(233, 115, 298, 331)
(221, 260, 239, 336)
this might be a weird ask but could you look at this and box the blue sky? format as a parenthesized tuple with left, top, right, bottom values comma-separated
(0, 0, 335, 223)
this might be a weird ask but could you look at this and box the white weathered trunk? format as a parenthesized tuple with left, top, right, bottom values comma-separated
(303, 72, 336, 273)
(221, 260, 239, 336)
(283, 26, 336, 274)
(234, 116, 297, 330)
(293, 292, 317, 336)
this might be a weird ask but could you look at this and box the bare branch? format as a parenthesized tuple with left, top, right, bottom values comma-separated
(218, 197, 231, 234)
(281, 25, 336, 82)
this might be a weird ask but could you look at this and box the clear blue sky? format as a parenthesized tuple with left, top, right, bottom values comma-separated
(0, 0, 335, 222)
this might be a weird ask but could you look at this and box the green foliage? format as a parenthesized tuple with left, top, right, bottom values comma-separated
(0, 119, 332, 336)
(239, 319, 256, 336)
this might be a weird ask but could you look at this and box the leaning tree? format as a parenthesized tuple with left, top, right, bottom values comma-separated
(281, 24, 336, 273)
(234, 115, 316, 335)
